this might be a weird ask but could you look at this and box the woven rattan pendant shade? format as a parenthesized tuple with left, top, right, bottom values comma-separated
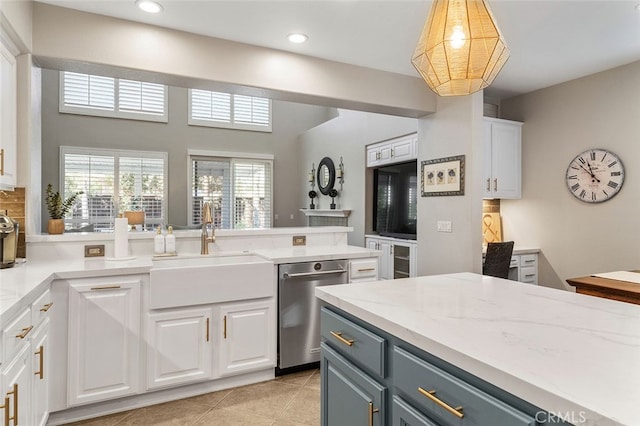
(412, 0, 510, 96)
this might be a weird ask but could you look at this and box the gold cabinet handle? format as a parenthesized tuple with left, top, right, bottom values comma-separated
(493, 178, 498, 192)
(90, 285, 121, 290)
(418, 387, 464, 419)
(0, 148, 4, 176)
(486, 178, 491, 192)
(368, 401, 379, 426)
(223, 315, 227, 339)
(1, 396, 9, 426)
(40, 302, 54, 312)
(34, 345, 44, 379)
(15, 325, 33, 339)
(205, 318, 210, 342)
(357, 268, 375, 272)
(330, 331, 354, 347)
(7, 384, 17, 425)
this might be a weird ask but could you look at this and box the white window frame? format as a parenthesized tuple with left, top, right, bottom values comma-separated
(60, 146, 169, 230)
(59, 71, 169, 123)
(187, 89, 272, 132)
(187, 149, 274, 229)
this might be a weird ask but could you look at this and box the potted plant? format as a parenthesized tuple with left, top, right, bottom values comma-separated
(45, 184, 83, 234)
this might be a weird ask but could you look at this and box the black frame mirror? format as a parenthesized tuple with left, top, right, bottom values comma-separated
(317, 157, 336, 196)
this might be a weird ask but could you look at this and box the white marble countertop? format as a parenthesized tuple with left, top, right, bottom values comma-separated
(0, 244, 377, 325)
(316, 272, 640, 426)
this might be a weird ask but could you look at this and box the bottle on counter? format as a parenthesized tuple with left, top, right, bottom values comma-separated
(165, 225, 176, 254)
(154, 226, 165, 254)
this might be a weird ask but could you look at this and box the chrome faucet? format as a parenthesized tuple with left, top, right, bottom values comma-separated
(201, 201, 215, 255)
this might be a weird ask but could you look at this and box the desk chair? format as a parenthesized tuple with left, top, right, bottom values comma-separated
(483, 241, 514, 279)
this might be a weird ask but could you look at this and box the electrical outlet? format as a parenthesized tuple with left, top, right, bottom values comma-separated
(84, 244, 105, 257)
(436, 221, 452, 233)
(292, 235, 306, 246)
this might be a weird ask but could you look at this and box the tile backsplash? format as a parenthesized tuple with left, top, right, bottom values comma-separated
(0, 187, 26, 258)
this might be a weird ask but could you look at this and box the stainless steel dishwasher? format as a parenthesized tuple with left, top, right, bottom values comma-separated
(278, 259, 348, 370)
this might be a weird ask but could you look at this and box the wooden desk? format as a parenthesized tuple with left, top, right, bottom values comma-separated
(566, 274, 640, 305)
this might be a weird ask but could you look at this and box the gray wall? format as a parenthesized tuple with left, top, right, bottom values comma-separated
(500, 61, 640, 289)
(299, 110, 417, 246)
(40, 68, 334, 232)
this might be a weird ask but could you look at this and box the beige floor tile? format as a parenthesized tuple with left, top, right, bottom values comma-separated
(182, 388, 233, 408)
(271, 421, 311, 426)
(216, 381, 301, 419)
(303, 370, 321, 390)
(63, 411, 133, 426)
(276, 387, 320, 425)
(194, 407, 273, 425)
(276, 368, 317, 386)
(115, 398, 212, 425)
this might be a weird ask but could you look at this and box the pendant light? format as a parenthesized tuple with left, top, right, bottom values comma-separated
(412, 0, 510, 96)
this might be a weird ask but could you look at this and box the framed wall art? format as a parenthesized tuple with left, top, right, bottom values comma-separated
(421, 155, 465, 196)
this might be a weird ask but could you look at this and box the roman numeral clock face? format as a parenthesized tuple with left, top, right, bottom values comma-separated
(566, 149, 625, 203)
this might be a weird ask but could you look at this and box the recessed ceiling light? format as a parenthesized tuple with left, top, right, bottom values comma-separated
(287, 33, 308, 44)
(136, 0, 163, 14)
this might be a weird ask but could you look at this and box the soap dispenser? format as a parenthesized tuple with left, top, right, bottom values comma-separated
(165, 225, 176, 254)
(154, 226, 165, 254)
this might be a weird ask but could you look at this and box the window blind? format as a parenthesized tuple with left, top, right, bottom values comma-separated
(61, 147, 167, 231)
(190, 157, 272, 229)
(188, 89, 272, 132)
(60, 71, 168, 122)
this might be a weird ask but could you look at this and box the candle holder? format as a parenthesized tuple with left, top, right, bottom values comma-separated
(337, 157, 345, 190)
(308, 163, 316, 189)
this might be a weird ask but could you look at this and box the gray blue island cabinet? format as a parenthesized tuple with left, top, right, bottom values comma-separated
(320, 306, 563, 426)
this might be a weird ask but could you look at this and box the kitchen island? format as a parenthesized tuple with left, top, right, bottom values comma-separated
(316, 272, 640, 426)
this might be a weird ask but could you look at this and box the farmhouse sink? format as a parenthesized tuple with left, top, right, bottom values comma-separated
(149, 254, 274, 309)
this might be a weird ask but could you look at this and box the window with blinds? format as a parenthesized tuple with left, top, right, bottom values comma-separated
(190, 157, 272, 229)
(61, 147, 168, 231)
(188, 89, 272, 132)
(60, 71, 168, 122)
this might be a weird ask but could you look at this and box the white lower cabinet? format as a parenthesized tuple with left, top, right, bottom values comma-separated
(1, 344, 31, 426)
(67, 276, 142, 406)
(146, 307, 213, 390)
(31, 320, 49, 426)
(217, 300, 275, 377)
(366, 235, 417, 280)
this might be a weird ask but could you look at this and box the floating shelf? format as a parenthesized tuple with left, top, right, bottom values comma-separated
(299, 209, 352, 218)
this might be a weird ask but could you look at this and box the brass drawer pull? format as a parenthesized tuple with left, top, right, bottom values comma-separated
(223, 315, 227, 339)
(40, 302, 54, 312)
(15, 325, 33, 339)
(368, 401, 379, 426)
(330, 331, 354, 347)
(0, 148, 4, 176)
(34, 345, 44, 379)
(90, 285, 121, 290)
(205, 318, 210, 342)
(7, 384, 18, 425)
(357, 267, 375, 272)
(418, 386, 464, 419)
(1, 396, 9, 426)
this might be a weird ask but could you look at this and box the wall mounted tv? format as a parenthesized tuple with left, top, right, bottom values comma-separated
(373, 160, 417, 240)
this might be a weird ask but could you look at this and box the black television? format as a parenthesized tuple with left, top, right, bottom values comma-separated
(373, 160, 417, 240)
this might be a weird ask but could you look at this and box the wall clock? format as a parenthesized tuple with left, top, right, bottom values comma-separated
(565, 148, 624, 203)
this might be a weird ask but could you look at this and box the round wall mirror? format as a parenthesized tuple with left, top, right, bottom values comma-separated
(317, 157, 336, 195)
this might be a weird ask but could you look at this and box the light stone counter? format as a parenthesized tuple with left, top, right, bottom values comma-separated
(316, 272, 640, 426)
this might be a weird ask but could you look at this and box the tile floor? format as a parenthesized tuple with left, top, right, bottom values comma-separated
(65, 369, 320, 425)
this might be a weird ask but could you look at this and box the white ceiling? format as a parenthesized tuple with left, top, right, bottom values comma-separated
(36, 0, 640, 100)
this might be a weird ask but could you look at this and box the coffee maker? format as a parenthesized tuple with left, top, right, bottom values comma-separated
(0, 211, 19, 268)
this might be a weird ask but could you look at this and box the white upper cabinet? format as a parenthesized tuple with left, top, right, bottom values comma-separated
(367, 133, 418, 168)
(483, 118, 522, 199)
(0, 38, 17, 189)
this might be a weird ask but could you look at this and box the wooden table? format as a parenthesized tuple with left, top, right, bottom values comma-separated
(566, 273, 640, 305)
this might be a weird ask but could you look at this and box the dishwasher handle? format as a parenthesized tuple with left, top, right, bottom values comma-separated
(282, 268, 347, 279)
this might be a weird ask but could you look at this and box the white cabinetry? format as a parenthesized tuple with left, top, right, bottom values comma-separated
(348, 258, 379, 283)
(217, 300, 275, 377)
(367, 133, 417, 168)
(1, 286, 53, 426)
(0, 37, 17, 189)
(483, 118, 522, 199)
(503, 252, 539, 285)
(67, 276, 142, 406)
(146, 307, 213, 390)
(366, 236, 417, 280)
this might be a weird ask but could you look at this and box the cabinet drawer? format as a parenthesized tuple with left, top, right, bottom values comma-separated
(320, 307, 386, 378)
(393, 346, 536, 426)
(392, 395, 439, 426)
(509, 256, 519, 268)
(349, 258, 378, 281)
(519, 266, 537, 284)
(2, 307, 32, 363)
(520, 254, 537, 268)
(31, 288, 53, 328)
